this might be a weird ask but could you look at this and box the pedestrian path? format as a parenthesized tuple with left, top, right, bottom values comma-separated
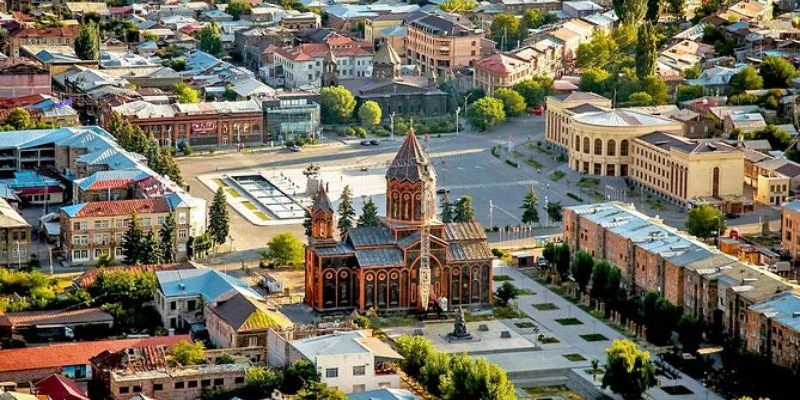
(494, 264, 723, 400)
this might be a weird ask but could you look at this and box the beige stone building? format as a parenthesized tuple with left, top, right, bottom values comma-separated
(473, 53, 532, 95)
(566, 109, 683, 176)
(406, 14, 484, 78)
(545, 91, 611, 150)
(0, 198, 31, 268)
(205, 292, 293, 349)
(630, 132, 745, 206)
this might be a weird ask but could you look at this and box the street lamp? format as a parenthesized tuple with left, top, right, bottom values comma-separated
(390, 112, 396, 141)
(464, 92, 473, 113)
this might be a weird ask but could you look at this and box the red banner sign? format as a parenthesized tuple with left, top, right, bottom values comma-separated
(191, 121, 217, 135)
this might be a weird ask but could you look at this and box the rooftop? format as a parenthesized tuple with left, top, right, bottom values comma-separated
(61, 198, 171, 218)
(573, 109, 680, 127)
(0, 307, 113, 329)
(749, 292, 800, 331)
(156, 267, 263, 303)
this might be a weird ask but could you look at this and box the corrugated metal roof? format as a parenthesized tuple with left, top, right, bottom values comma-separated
(444, 222, 486, 241)
(355, 248, 403, 267)
(448, 242, 492, 262)
(348, 226, 394, 247)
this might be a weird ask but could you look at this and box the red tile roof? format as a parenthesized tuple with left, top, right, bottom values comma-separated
(0, 307, 113, 329)
(0, 335, 190, 373)
(11, 26, 80, 38)
(73, 262, 197, 289)
(474, 53, 529, 75)
(274, 37, 373, 62)
(86, 178, 135, 191)
(34, 374, 89, 400)
(74, 198, 170, 218)
(0, 94, 48, 109)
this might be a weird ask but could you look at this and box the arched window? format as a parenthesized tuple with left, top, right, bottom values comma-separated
(323, 281, 335, 307)
(594, 139, 602, 155)
(461, 268, 470, 304)
(607, 139, 616, 156)
(575, 135, 580, 151)
(471, 279, 480, 302)
(621, 139, 629, 156)
(583, 137, 590, 154)
(378, 282, 387, 307)
(481, 265, 490, 303)
(365, 274, 374, 307)
(713, 167, 720, 197)
(390, 283, 399, 307)
(451, 268, 460, 306)
(338, 272, 349, 306)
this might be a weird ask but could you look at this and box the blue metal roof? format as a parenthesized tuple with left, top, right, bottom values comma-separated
(348, 389, 416, 400)
(157, 268, 263, 302)
(784, 200, 800, 213)
(749, 291, 800, 331)
(60, 203, 85, 218)
(74, 168, 150, 191)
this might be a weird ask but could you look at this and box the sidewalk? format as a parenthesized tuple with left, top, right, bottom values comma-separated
(494, 264, 723, 400)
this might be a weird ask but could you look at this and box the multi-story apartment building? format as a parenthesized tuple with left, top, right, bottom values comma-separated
(746, 292, 800, 370)
(406, 13, 484, 78)
(59, 197, 195, 265)
(781, 200, 800, 260)
(545, 91, 611, 150)
(629, 132, 745, 207)
(110, 100, 264, 148)
(746, 156, 800, 205)
(499, 0, 561, 14)
(563, 202, 790, 344)
(7, 26, 80, 57)
(273, 36, 374, 88)
(473, 53, 533, 95)
(0, 198, 31, 268)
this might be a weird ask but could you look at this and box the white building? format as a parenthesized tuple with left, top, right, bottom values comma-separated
(270, 330, 402, 394)
(273, 36, 374, 89)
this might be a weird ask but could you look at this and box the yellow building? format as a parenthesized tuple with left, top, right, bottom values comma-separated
(629, 132, 744, 206)
(755, 174, 789, 206)
(364, 14, 406, 44)
(0, 198, 31, 268)
(473, 53, 533, 95)
(567, 109, 683, 177)
(544, 92, 611, 150)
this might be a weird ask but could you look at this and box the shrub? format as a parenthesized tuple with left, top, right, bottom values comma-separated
(346, 127, 356, 137)
(355, 127, 367, 138)
(505, 159, 519, 168)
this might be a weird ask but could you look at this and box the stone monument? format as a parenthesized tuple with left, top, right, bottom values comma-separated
(443, 308, 477, 342)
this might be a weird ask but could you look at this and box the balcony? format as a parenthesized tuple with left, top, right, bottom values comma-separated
(374, 361, 399, 376)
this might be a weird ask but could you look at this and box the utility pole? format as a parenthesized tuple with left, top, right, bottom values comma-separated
(390, 112, 396, 141)
(489, 200, 494, 228)
(455, 106, 461, 137)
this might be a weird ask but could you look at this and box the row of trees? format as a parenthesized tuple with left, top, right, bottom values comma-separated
(520, 185, 564, 225)
(440, 195, 476, 223)
(466, 77, 553, 131)
(488, 10, 559, 51)
(395, 335, 516, 399)
(0, 108, 57, 132)
(105, 112, 184, 186)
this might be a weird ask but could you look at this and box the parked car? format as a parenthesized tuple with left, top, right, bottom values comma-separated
(436, 188, 450, 195)
(370, 139, 379, 145)
(289, 145, 302, 152)
(360, 140, 371, 146)
(537, 257, 549, 268)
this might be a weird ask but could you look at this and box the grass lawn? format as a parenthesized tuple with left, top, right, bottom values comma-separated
(213, 178, 229, 187)
(554, 318, 584, 326)
(578, 177, 600, 187)
(517, 288, 536, 296)
(524, 158, 544, 169)
(527, 142, 554, 155)
(493, 275, 513, 281)
(563, 353, 587, 362)
(579, 333, 609, 342)
(523, 386, 582, 400)
(548, 170, 566, 181)
(533, 303, 559, 311)
(242, 201, 258, 210)
(225, 188, 241, 198)
(515, 321, 536, 329)
(254, 211, 271, 220)
(539, 336, 560, 344)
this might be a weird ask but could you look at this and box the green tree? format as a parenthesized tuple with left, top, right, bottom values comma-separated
(579, 68, 612, 94)
(639, 76, 668, 104)
(493, 87, 526, 117)
(730, 65, 763, 93)
(440, 195, 454, 223)
(245, 366, 283, 394)
(121, 210, 145, 264)
(226, 0, 251, 20)
(577, 29, 620, 70)
(759, 56, 798, 88)
(683, 64, 701, 79)
(209, 187, 230, 246)
(173, 83, 200, 104)
(513, 77, 552, 107)
(642, 292, 681, 345)
(419, 351, 451, 396)
(75, 22, 100, 60)
(263, 233, 304, 267)
(337, 185, 355, 236)
(570, 250, 594, 293)
(295, 382, 346, 400)
(95, 254, 114, 268)
(645, 0, 661, 21)
(748, 124, 791, 150)
(626, 91, 653, 106)
(521, 8, 557, 30)
(555, 243, 571, 279)
(686, 204, 725, 241)
(602, 340, 657, 400)
(605, 266, 623, 308)
(466, 97, 505, 131)
(439, 0, 477, 12)
(614, 0, 647, 26)
(635, 22, 657, 80)
(546, 201, 563, 222)
(676, 85, 705, 102)
(454, 196, 475, 223)
(357, 197, 380, 227)
(443, 354, 516, 400)
(357, 101, 382, 126)
(159, 147, 183, 186)
(668, 0, 685, 17)
(159, 212, 177, 263)
(282, 359, 320, 394)
(395, 335, 434, 377)
(142, 230, 163, 264)
(590, 260, 611, 299)
(677, 314, 703, 354)
(490, 14, 521, 51)
(169, 340, 206, 365)
(494, 281, 520, 307)
(197, 22, 222, 56)
(520, 185, 539, 224)
(5, 108, 31, 130)
(320, 85, 356, 123)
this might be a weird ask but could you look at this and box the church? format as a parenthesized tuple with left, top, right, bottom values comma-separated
(304, 131, 493, 313)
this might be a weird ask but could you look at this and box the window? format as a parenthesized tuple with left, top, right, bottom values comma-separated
(179, 213, 187, 224)
(179, 229, 188, 239)
(248, 336, 258, 347)
(201, 379, 211, 388)
(234, 377, 245, 384)
(353, 384, 366, 392)
(153, 384, 163, 391)
(141, 217, 151, 226)
(213, 378, 224, 386)
(94, 220, 108, 229)
(115, 219, 126, 228)
(188, 381, 198, 388)
(353, 365, 366, 376)
(158, 216, 166, 225)
(119, 387, 129, 394)
(72, 235, 88, 245)
(174, 382, 185, 389)
(170, 301, 177, 310)
(133, 386, 142, 393)
(325, 368, 339, 378)
(72, 249, 88, 260)
(187, 300, 196, 310)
